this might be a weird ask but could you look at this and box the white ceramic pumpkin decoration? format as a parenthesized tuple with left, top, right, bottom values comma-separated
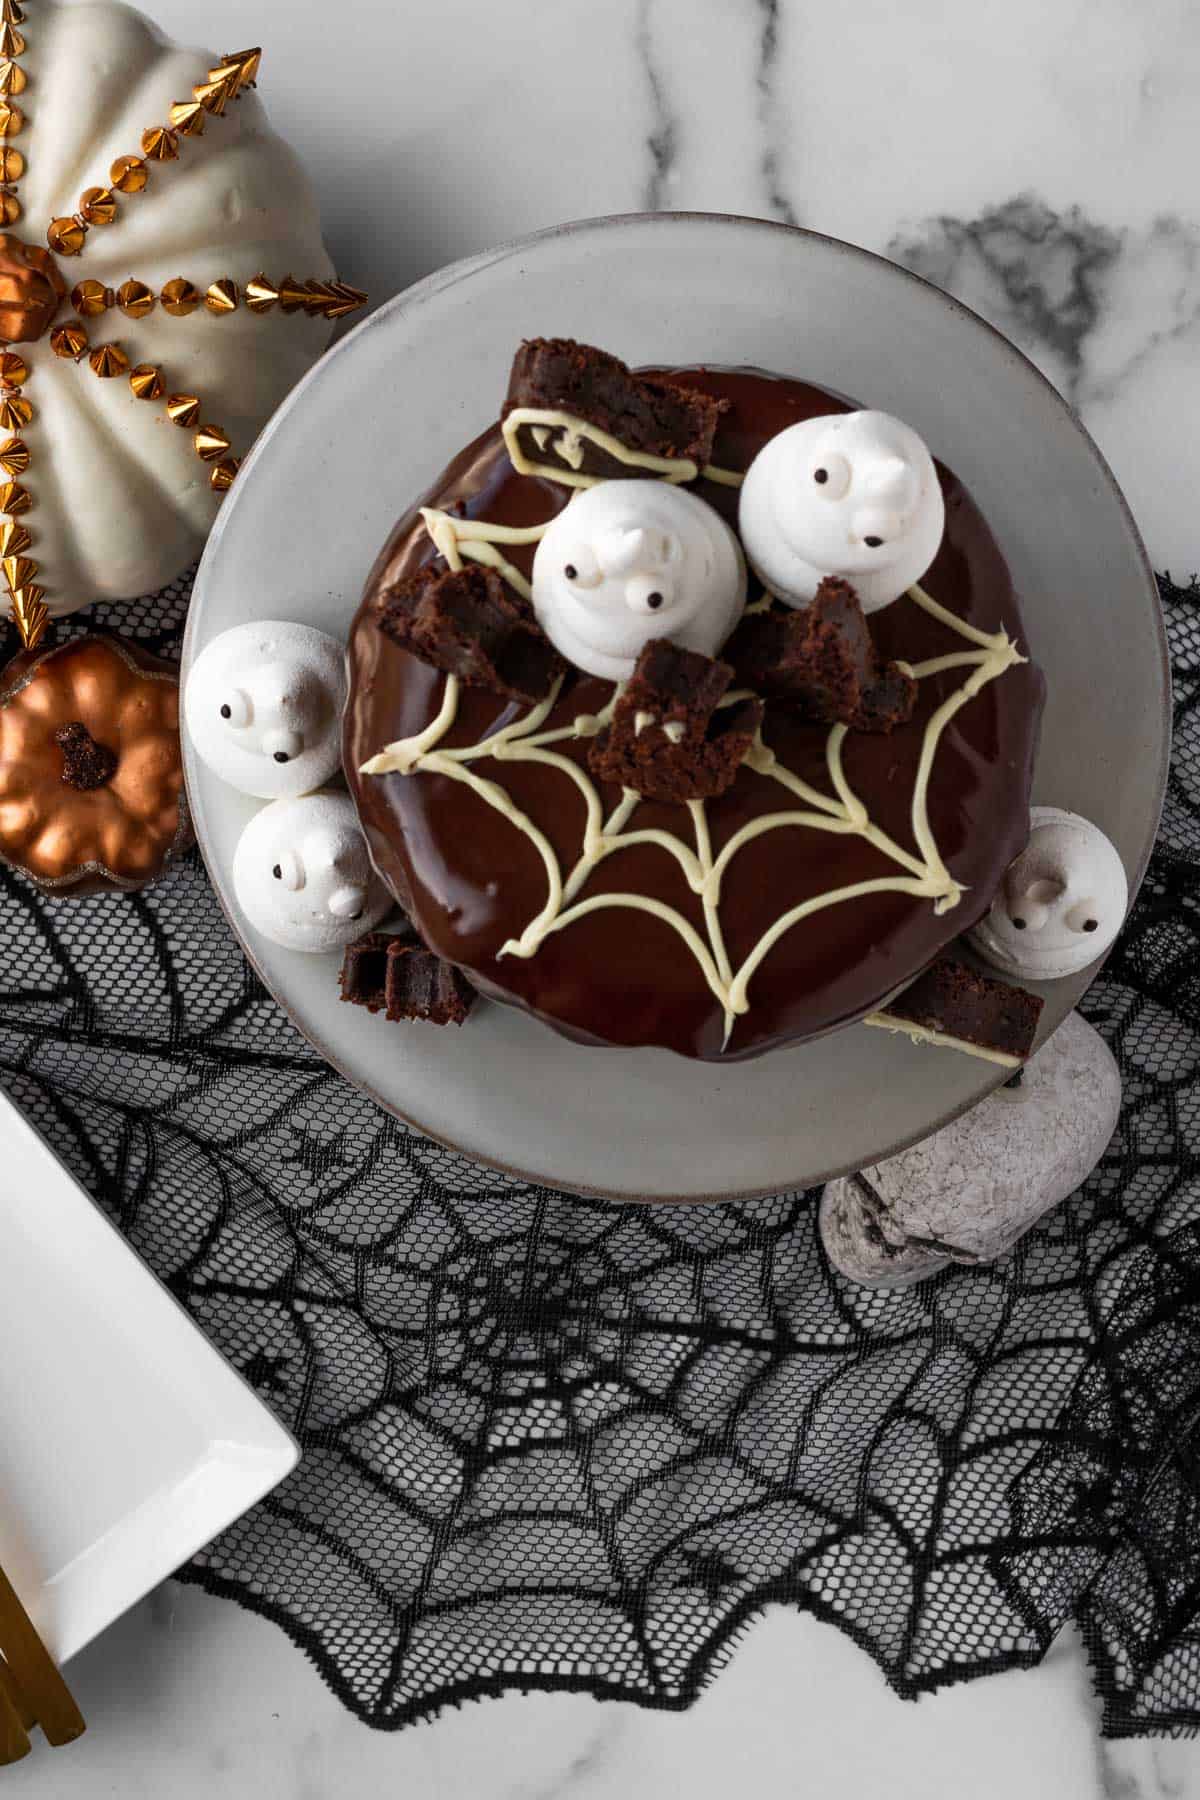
(0, 1, 366, 632)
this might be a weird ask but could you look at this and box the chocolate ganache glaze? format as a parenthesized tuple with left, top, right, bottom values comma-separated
(345, 368, 1044, 1061)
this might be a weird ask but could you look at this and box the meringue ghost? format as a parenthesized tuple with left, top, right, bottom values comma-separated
(531, 481, 746, 682)
(233, 790, 392, 953)
(968, 806, 1129, 981)
(186, 621, 347, 800)
(738, 410, 946, 614)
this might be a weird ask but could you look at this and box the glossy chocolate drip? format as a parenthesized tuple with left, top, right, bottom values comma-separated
(345, 368, 1044, 1061)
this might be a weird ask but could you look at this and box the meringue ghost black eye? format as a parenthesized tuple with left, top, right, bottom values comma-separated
(813, 468, 828, 485)
(273, 751, 289, 764)
(1012, 917, 1027, 929)
(864, 536, 884, 548)
(1083, 918, 1099, 933)
(564, 563, 578, 580)
(648, 591, 664, 610)
(219, 703, 231, 719)
(272, 864, 282, 880)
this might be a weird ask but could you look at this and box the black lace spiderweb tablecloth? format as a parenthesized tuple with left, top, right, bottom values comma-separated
(3, 574, 1200, 1738)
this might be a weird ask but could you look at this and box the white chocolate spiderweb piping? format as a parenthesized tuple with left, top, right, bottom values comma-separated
(361, 421, 1026, 1048)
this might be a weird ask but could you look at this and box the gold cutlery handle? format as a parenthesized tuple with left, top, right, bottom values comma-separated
(0, 1562, 85, 1749)
(0, 1661, 31, 1764)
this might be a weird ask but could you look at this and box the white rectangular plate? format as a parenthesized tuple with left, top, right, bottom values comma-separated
(0, 1086, 298, 1663)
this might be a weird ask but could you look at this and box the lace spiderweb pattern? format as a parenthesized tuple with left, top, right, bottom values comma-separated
(1, 577, 1198, 1736)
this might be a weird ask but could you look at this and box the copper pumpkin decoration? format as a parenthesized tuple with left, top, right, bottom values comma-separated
(0, 233, 66, 344)
(0, 634, 192, 892)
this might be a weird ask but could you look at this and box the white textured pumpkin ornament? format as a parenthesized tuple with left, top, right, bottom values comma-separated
(0, 4, 366, 649)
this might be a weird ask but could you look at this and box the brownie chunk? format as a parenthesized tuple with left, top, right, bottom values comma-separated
(588, 638, 763, 803)
(878, 956, 1043, 1063)
(726, 578, 873, 716)
(375, 561, 562, 704)
(503, 338, 725, 480)
(340, 931, 476, 1026)
(725, 577, 916, 733)
(853, 661, 918, 733)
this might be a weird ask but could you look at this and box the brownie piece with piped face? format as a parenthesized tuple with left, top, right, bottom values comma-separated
(503, 338, 725, 478)
(588, 638, 762, 803)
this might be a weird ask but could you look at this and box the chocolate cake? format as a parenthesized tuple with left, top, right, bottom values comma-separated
(345, 355, 1045, 1062)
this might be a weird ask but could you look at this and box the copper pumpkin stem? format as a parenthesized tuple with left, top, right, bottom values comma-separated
(54, 720, 117, 791)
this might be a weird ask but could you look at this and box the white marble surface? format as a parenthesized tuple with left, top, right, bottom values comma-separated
(235, 0, 1200, 585)
(11, 0, 1200, 1791)
(11, 1589, 1199, 1800)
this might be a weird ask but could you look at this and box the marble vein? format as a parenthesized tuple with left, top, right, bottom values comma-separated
(754, 0, 800, 227)
(520, 1718, 627, 1799)
(1096, 1738, 1178, 1800)
(888, 194, 1200, 575)
(635, 0, 680, 213)
(890, 197, 1121, 405)
(890, 195, 1200, 420)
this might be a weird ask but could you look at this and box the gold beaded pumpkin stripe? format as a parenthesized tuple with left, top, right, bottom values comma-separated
(0, 16, 367, 649)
